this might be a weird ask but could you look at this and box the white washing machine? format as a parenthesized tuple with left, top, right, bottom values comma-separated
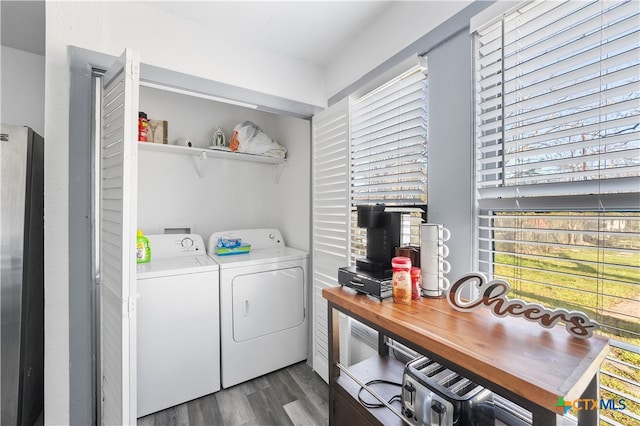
(207, 229, 308, 389)
(136, 234, 220, 417)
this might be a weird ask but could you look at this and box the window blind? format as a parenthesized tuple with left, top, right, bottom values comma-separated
(350, 67, 428, 206)
(478, 211, 639, 339)
(349, 67, 428, 264)
(475, 0, 640, 196)
(474, 2, 639, 424)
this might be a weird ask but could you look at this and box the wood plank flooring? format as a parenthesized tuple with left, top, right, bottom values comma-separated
(137, 362, 329, 426)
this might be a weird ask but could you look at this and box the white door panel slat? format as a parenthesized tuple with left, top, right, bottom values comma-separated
(311, 99, 349, 383)
(100, 48, 139, 425)
(101, 154, 126, 171)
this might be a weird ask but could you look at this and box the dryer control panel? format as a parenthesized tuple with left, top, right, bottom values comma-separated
(207, 228, 285, 254)
(146, 234, 207, 258)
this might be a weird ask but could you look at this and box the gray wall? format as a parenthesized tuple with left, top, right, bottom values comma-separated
(426, 29, 474, 283)
(68, 47, 111, 426)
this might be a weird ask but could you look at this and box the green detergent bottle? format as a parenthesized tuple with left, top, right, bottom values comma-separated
(136, 229, 151, 263)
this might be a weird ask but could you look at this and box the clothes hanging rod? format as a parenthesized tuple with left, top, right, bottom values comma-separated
(139, 80, 258, 110)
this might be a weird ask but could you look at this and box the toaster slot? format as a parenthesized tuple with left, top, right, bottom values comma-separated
(438, 371, 463, 388)
(449, 377, 479, 398)
(411, 357, 434, 371)
(415, 360, 445, 378)
(431, 368, 456, 385)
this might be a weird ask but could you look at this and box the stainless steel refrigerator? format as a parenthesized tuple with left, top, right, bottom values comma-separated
(1, 124, 44, 425)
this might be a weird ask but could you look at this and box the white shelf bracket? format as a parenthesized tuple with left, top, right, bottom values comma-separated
(194, 150, 208, 177)
(274, 159, 288, 183)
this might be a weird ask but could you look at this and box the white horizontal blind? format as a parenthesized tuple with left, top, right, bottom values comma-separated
(478, 211, 639, 340)
(311, 99, 350, 383)
(475, 0, 640, 196)
(350, 67, 428, 206)
(477, 209, 640, 425)
(473, 2, 640, 424)
(349, 67, 428, 264)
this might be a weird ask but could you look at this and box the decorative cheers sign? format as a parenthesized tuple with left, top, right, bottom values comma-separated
(447, 273, 598, 339)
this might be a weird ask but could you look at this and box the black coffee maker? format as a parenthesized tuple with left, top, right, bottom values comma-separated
(338, 205, 404, 299)
(355, 204, 401, 273)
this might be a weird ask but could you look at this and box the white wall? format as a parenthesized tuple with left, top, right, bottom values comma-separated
(324, 1, 470, 100)
(274, 114, 311, 252)
(137, 150, 279, 237)
(44, 5, 72, 421)
(1, 46, 45, 135)
(52, 2, 325, 107)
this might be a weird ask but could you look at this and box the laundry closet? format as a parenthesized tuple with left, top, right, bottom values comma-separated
(136, 82, 311, 246)
(136, 85, 312, 414)
(97, 49, 313, 423)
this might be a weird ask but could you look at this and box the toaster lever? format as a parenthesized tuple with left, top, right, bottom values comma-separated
(431, 400, 445, 426)
(403, 382, 416, 406)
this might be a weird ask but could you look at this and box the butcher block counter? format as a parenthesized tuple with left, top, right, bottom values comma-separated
(322, 286, 610, 426)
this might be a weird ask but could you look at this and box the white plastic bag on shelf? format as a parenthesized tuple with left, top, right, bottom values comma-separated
(229, 121, 287, 159)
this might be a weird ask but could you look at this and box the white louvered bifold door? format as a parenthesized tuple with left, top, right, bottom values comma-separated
(311, 98, 350, 383)
(99, 48, 140, 426)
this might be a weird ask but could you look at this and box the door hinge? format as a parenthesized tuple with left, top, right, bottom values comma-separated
(126, 297, 135, 318)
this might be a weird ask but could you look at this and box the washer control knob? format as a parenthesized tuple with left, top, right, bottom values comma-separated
(269, 233, 275, 239)
(181, 237, 194, 248)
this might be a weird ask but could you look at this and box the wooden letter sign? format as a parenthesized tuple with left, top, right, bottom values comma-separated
(447, 273, 598, 339)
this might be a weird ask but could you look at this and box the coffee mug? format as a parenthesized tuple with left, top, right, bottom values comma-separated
(421, 223, 451, 242)
(430, 244, 449, 258)
(421, 274, 450, 296)
(420, 241, 449, 258)
(421, 256, 451, 274)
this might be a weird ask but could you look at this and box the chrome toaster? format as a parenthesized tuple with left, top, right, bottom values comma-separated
(401, 356, 495, 426)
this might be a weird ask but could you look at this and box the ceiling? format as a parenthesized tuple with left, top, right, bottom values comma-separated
(1, 1, 393, 66)
(147, 1, 393, 67)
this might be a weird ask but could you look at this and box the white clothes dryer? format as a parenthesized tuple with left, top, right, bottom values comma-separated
(136, 234, 220, 417)
(207, 229, 308, 389)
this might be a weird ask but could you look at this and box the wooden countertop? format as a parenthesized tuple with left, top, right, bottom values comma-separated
(323, 286, 610, 412)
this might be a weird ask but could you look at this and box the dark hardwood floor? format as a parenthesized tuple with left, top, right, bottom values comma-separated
(137, 361, 329, 426)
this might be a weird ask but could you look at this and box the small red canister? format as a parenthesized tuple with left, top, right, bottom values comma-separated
(410, 267, 421, 300)
(138, 111, 149, 142)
